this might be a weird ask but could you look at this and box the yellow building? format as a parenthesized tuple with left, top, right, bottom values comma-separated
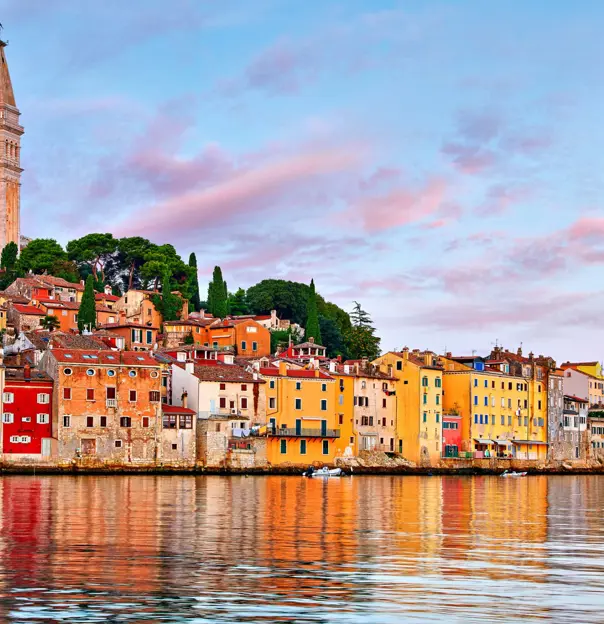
(440, 350, 548, 460)
(373, 348, 443, 466)
(259, 362, 341, 466)
(0, 304, 6, 332)
(326, 361, 397, 456)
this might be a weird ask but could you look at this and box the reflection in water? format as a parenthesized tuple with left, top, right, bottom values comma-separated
(0, 475, 603, 621)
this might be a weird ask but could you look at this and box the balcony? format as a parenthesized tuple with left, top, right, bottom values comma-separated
(106, 399, 118, 408)
(269, 427, 340, 438)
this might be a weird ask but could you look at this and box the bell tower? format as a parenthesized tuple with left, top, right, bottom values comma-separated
(0, 39, 22, 250)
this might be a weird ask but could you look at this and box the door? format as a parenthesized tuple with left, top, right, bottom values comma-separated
(81, 439, 96, 455)
(295, 419, 302, 436)
(41, 438, 51, 457)
(320, 420, 327, 436)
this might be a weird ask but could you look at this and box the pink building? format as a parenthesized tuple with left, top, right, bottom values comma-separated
(442, 413, 462, 457)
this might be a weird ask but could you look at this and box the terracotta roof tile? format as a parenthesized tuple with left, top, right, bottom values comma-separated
(162, 404, 196, 415)
(12, 304, 45, 316)
(177, 361, 262, 383)
(49, 349, 159, 367)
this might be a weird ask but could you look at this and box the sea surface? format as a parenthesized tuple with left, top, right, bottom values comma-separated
(0, 474, 603, 622)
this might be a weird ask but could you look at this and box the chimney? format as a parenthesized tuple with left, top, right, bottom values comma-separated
(24, 363, 31, 380)
(278, 361, 288, 376)
(271, 309, 277, 326)
(200, 309, 205, 319)
(361, 357, 368, 369)
(517, 346, 523, 356)
(423, 353, 431, 366)
(185, 362, 194, 374)
(16, 352, 21, 366)
(529, 352, 534, 361)
(402, 346, 409, 360)
(252, 361, 260, 371)
(80, 279, 85, 287)
(104, 284, 112, 295)
(336, 355, 342, 363)
(309, 337, 315, 344)
(181, 391, 188, 409)
(412, 348, 420, 355)
(446, 352, 452, 358)
(329, 361, 336, 373)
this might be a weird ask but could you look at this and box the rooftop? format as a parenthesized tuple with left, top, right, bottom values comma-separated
(176, 361, 262, 383)
(259, 366, 333, 380)
(12, 304, 45, 316)
(162, 404, 196, 415)
(49, 349, 159, 367)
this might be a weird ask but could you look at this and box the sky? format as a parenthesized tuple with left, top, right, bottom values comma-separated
(1, 0, 603, 362)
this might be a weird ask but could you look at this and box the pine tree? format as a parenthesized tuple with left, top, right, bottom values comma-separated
(208, 266, 228, 318)
(305, 279, 322, 345)
(345, 301, 380, 359)
(188, 252, 201, 311)
(78, 275, 97, 333)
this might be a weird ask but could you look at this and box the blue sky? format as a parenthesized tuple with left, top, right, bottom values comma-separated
(2, 0, 603, 361)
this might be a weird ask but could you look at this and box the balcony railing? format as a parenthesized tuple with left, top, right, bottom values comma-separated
(269, 427, 340, 438)
(106, 399, 117, 408)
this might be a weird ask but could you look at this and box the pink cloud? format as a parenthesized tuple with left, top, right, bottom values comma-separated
(344, 177, 448, 233)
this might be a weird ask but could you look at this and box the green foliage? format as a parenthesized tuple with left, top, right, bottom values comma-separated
(67, 233, 117, 282)
(305, 279, 322, 345)
(345, 301, 381, 360)
(50, 259, 80, 283)
(40, 314, 60, 331)
(19, 238, 68, 274)
(229, 288, 250, 316)
(319, 316, 346, 358)
(78, 275, 97, 333)
(188, 252, 202, 311)
(246, 279, 309, 325)
(140, 244, 195, 298)
(118, 236, 153, 291)
(152, 268, 183, 323)
(208, 266, 228, 318)
(184, 332, 194, 345)
(1, 242, 18, 270)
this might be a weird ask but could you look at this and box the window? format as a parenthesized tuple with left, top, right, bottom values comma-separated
(300, 440, 307, 455)
(129, 390, 137, 402)
(20, 436, 30, 444)
(142, 416, 150, 428)
(269, 380, 275, 389)
(64, 368, 73, 376)
(241, 384, 247, 391)
(2, 413, 13, 423)
(38, 393, 50, 404)
(484, 379, 488, 388)
(241, 341, 247, 351)
(100, 416, 107, 427)
(63, 415, 71, 428)
(479, 414, 483, 424)
(131, 329, 142, 343)
(269, 397, 276, 409)
(474, 396, 478, 406)
(382, 398, 387, 408)
(163, 415, 177, 429)
(474, 414, 478, 424)
(474, 379, 478, 387)
(115, 440, 122, 448)
(484, 397, 488, 406)
(241, 397, 248, 409)
(86, 388, 95, 401)
(128, 370, 137, 378)
(63, 388, 72, 400)
(280, 439, 287, 454)
(252, 342, 258, 352)
(107, 369, 116, 377)
(220, 383, 226, 391)
(436, 395, 440, 405)
(423, 394, 427, 405)
(501, 415, 505, 425)
(146, 330, 153, 344)
(423, 412, 427, 423)
(435, 378, 442, 388)
(120, 417, 132, 428)
(106, 387, 116, 400)
(149, 391, 160, 402)
(86, 416, 94, 428)
(436, 413, 440, 423)
(296, 381, 302, 390)
(538, 400, 542, 410)
(322, 440, 329, 455)
(396, 361, 402, 371)
(37, 414, 49, 424)
(86, 369, 95, 377)
(219, 397, 226, 409)
(321, 383, 327, 392)
(150, 370, 159, 378)
(422, 377, 428, 387)
(172, 443, 178, 450)
(321, 399, 327, 411)
(295, 398, 302, 410)
(179, 415, 193, 429)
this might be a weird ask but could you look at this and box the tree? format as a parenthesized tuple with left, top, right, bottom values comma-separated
(67, 233, 117, 283)
(345, 301, 381, 360)
(152, 268, 183, 323)
(19, 238, 68, 274)
(140, 244, 195, 297)
(1, 241, 18, 271)
(188, 252, 201, 311)
(207, 266, 227, 318)
(40, 315, 60, 332)
(229, 288, 249, 316)
(305, 279, 322, 344)
(78, 275, 97, 333)
(319, 316, 346, 358)
(118, 236, 153, 291)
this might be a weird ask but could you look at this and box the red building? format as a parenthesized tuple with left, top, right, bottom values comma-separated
(442, 413, 462, 457)
(2, 365, 53, 457)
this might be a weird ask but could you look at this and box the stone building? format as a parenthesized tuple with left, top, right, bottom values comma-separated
(159, 402, 197, 466)
(39, 349, 162, 464)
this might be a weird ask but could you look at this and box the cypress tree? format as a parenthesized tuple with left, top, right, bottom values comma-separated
(209, 266, 228, 318)
(188, 252, 201, 311)
(305, 279, 322, 345)
(78, 275, 97, 333)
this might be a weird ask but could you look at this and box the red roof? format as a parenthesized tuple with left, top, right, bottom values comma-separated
(13, 304, 45, 316)
(95, 293, 119, 302)
(49, 349, 159, 367)
(565, 394, 589, 403)
(177, 361, 261, 383)
(98, 322, 158, 330)
(162, 404, 196, 415)
(38, 299, 80, 310)
(259, 367, 333, 380)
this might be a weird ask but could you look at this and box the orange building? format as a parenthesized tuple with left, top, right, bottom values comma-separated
(206, 318, 271, 357)
(39, 349, 162, 463)
(96, 322, 158, 351)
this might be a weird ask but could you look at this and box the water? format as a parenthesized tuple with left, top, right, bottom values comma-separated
(0, 475, 603, 622)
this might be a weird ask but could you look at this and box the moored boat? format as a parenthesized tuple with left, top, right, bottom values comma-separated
(501, 470, 527, 478)
(303, 466, 343, 478)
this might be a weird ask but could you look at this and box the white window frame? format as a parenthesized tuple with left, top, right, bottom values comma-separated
(3, 392, 14, 403)
(37, 414, 50, 424)
(2, 413, 13, 423)
(37, 393, 50, 404)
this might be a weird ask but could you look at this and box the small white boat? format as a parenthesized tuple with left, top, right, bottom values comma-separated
(303, 467, 342, 478)
(501, 470, 527, 478)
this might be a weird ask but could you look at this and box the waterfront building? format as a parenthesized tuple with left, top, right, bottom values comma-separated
(373, 348, 443, 465)
(1, 364, 53, 461)
(160, 402, 197, 466)
(562, 395, 589, 460)
(442, 412, 462, 457)
(259, 361, 340, 465)
(589, 408, 604, 459)
(39, 349, 162, 463)
(560, 364, 604, 407)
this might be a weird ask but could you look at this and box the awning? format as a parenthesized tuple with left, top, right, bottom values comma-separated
(511, 440, 549, 446)
(473, 438, 494, 445)
(494, 439, 513, 446)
